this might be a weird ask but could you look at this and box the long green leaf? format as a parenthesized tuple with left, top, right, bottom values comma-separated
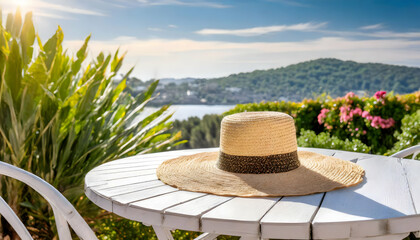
(20, 12, 35, 67)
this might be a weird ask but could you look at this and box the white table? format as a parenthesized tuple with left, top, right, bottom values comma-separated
(85, 148, 420, 240)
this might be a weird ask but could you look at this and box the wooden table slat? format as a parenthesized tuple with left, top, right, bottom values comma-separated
(87, 169, 156, 182)
(103, 148, 217, 166)
(201, 197, 279, 237)
(299, 147, 336, 156)
(114, 191, 206, 225)
(86, 174, 158, 188)
(312, 156, 420, 239)
(93, 165, 161, 175)
(112, 185, 178, 204)
(164, 195, 233, 231)
(401, 159, 420, 214)
(96, 180, 165, 197)
(332, 151, 372, 162)
(91, 161, 164, 172)
(260, 193, 324, 239)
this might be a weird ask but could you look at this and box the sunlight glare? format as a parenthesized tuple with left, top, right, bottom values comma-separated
(14, 0, 29, 7)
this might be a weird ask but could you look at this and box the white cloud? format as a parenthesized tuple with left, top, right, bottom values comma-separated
(168, 24, 178, 28)
(196, 22, 327, 36)
(266, 0, 311, 8)
(360, 24, 383, 30)
(64, 36, 420, 80)
(137, 0, 231, 8)
(148, 27, 164, 32)
(34, 0, 106, 16)
(35, 11, 73, 19)
(368, 31, 420, 38)
(317, 29, 420, 39)
(113, 36, 138, 42)
(0, 0, 105, 17)
(198, 22, 420, 39)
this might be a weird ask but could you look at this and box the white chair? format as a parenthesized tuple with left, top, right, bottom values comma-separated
(0, 161, 97, 240)
(391, 145, 420, 159)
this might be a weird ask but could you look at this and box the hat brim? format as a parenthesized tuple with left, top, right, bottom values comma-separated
(156, 151, 364, 197)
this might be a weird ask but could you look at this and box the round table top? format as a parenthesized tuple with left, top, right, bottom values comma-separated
(84, 147, 420, 239)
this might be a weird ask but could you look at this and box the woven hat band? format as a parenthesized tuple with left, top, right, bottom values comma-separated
(217, 151, 300, 174)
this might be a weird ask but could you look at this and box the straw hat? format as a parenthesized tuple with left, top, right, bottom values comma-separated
(157, 112, 364, 197)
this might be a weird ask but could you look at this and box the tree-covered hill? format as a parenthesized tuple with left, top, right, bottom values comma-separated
(129, 58, 420, 105)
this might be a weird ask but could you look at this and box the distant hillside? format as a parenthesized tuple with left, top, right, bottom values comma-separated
(128, 58, 420, 105)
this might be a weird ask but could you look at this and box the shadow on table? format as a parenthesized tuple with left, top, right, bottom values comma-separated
(242, 165, 408, 220)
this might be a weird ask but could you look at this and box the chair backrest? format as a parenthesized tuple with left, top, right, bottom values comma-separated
(391, 145, 420, 160)
(0, 161, 97, 240)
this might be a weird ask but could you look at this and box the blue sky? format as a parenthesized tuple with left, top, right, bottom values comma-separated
(2, 0, 420, 80)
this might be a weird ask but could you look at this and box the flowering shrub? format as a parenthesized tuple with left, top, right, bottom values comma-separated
(317, 91, 419, 154)
(225, 91, 420, 154)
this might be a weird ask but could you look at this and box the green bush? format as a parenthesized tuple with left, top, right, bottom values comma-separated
(95, 214, 239, 240)
(171, 114, 222, 149)
(225, 91, 420, 154)
(297, 129, 371, 153)
(387, 110, 420, 158)
(0, 9, 180, 239)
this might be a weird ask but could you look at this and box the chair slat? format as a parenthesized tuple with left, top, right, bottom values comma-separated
(0, 196, 33, 240)
(0, 162, 97, 240)
(391, 145, 420, 159)
(52, 205, 72, 240)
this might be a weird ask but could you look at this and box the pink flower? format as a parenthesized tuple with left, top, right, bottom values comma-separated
(362, 111, 370, 118)
(317, 108, 330, 124)
(369, 115, 395, 129)
(339, 106, 364, 123)
(345, 92, 355, 99)
(340, 113, 351, 123)
(344, 92, 356, 104)
(374, 91, 387, 100)
(371, 116, 382, 128)
(352, 108, 363, 116)
(355, 128, 359, 131)
(317, 115, 323, 124)
(362, 130, 367, 135)
(320, 109, 330, 115)
(379, 118, 395, 129)
(389, 118, 395, 126)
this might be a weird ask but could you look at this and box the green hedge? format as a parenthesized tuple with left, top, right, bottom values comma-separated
(225, 91, 420, 154)
(387, 110, 420, 157)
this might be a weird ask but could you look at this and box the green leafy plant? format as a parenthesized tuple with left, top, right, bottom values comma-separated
(297, 129, 371, 153)
(95, 214, 239, 240)
(0, 9, 181, 239)
(171, 114, 222, 149)
(387, 110, 420, 158)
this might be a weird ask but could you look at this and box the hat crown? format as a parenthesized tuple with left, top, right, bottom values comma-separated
(219, 112, 297, 156)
